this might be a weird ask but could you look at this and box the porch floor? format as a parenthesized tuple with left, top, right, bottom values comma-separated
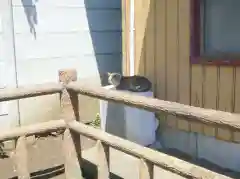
(0, 133, 239, 179)
(0, 134, 95, 179)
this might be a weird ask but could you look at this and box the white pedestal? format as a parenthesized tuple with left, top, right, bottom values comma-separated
(100, 85, 158, 146)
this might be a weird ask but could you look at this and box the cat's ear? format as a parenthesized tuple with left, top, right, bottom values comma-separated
(107, 72, 112, 76)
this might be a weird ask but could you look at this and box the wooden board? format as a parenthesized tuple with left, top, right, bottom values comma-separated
(122, 0, 129, 75)
(218, 67, 234, 112)
(134, 0, 146, 75)
(155, 0, 166, 99)
(145, 0, 156, 92)
(234, 67, 240, 113)
(166, 0, 179, 127)
(203, 66, 218, 110)
(191, 65, 203, 107)
(166, 0, 178, 102)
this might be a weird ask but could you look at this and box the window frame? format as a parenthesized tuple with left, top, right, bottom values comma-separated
(190, 0, 240, 66)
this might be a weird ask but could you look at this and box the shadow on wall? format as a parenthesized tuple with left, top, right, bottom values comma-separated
(16, 0, 123, 125)
(21, 0, 38, 39)
(20, 0, 122, 83)
(84, 0, 122, 85)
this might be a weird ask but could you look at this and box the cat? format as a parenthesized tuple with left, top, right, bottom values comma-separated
(106, 72, 152, 92)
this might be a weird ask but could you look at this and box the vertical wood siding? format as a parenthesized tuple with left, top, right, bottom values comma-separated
(123, 0, 240, 139)
(122, 0, 130, 75)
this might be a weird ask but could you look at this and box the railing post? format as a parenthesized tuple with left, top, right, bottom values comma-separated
(59, 69, 83, 179)
(139, 159, 153, 179)
(96, 140, 110, 179)
(14, 136, 30, 179)
(59, 69, 79, 122)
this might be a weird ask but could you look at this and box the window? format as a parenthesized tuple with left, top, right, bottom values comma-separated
(191, 0, 240, 65)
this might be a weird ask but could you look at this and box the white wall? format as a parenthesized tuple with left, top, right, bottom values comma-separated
(0, 0, 122, 128)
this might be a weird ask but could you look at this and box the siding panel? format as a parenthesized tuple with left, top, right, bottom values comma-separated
(155, 0, 166, 99)
(122, 0, 130, 75)
(0, 15, 2, 34)
(13, 7, 121, 33)
(0, 10, 3, 61)
(218, 67, 234, 112)
(203, 66, 218, 110)
(235, 68, 240, 113)
(123, 0, 240, 142)
(145, 0, 155, 89)
(178, 0, 190, 105)
(134, 0, 146, 75)
(0, 35, 3, 61)
(126, 0, 240, 113)
(15, 32, 121, 60)
(11, 0, 122, 126)
(166, 0, 179, 127)
(12, 0, 121, 8)
(166, 0, 178, 102)
(191, 65, 203, 107)
(177, 0, 190, 130)
(16, 54, 122, 85)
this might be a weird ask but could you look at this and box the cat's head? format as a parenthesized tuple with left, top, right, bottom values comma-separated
(107, 72, 122, 87)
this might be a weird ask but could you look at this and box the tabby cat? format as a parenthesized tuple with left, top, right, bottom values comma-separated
(107, 72, 152, 92)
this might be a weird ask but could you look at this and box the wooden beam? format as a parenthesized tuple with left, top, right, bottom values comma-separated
(69, 121, 231, 179)
(0, 120, 66, 141)
(13, 136, 30, 179)
(139, 159, 153, 179)
(96, 140, 110, 179)
(67, 82, 240, 130)
(59, 69, 83, 179)
(0, 83, 62, 102)
(59, 69, 79, 122)
(63, 129, 83, 179)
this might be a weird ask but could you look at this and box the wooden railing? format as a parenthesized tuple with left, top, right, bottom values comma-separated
(0, 70, 238, 178)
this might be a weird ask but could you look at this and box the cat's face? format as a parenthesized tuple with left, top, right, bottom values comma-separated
(107, 72, 122, 86)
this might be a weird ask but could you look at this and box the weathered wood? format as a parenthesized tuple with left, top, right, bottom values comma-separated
(68, 89, 80, 122)
(59, 69, 79, 122)
(69, 121, 231, 179)
(0, 120, 66, 141)
(59, 69, 80, 151)
(14, 136, 30, 179)
(67, 82, 240, 130)
(59, 69, 83, 178)
(96, 140, 110, 179)
(0, 83, 62, 102)
(63, 129, 83, 179)
(139, 159, 153, 179)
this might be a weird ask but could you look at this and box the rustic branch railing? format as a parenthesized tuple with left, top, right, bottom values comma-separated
(0, 82, 63, 102)
(0, 76, 236, 178)
(67, 82, 240, 130)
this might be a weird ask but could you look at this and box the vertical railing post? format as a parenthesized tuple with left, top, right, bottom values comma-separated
(96, 140, 110, 179)
(139, 159, 153, 179)
(59, 69, 83, 179)
(14, 136, 30, 179)
(59, 69, 79, 122)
